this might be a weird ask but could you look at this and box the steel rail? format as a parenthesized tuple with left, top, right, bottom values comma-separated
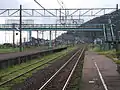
(0, 50, 69, 86)
(62, 48, 85, 90)
(39, 48, 82, 90)
(0, 52, 66, 79)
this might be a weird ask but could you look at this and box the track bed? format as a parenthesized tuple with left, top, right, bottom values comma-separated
(13, 47, 85, 90)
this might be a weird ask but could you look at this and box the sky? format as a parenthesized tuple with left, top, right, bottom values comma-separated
(4, 0, 120, 8)
(0, 0, 120, 44)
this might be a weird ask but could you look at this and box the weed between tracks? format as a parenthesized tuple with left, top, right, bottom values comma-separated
(0, 46, 77, 90)
(67, 54, 84, 90)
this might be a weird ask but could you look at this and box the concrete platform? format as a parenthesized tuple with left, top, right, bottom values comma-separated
(0, 47, 67, 69)
(80, 51, 120, 90)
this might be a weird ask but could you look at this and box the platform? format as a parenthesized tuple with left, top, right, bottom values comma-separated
(0, 47, 67, 69)
(81, 51, 120, 90)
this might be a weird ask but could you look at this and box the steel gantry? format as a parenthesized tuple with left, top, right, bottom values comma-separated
(0, 8, 116, 17)
(0, 5, 118, 51)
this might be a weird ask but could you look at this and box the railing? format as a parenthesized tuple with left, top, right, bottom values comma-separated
(0, 24, 103, 29)
(103, 24, 115, 42)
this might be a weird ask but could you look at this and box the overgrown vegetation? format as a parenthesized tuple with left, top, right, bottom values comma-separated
(89, 44, 101, 52)
(0, 45, 48, 53)
(0, 46, 77, 90)
(113, 60, 120, 64)
(89, 44, 120, 65)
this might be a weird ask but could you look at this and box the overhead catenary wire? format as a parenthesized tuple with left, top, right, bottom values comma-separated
(34, 0, 56, 16)
(56, 0, 79, 25)
(57, 0, 69, 25)
(57, 0, 65, 9)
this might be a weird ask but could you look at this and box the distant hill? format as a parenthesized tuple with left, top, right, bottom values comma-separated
(85, 9, 120, 24)
(56, 9, 120, 43)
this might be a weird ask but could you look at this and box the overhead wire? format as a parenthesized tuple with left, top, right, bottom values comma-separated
(57, 0, 65, 9)
(57, 0, 68, 24)
(34, 0, 56, 16)
(56, 0, 79, 25)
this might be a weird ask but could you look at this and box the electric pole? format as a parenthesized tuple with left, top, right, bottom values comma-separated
(19, 5, 22, 52)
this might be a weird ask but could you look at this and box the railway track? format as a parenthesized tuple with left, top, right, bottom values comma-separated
(0, 47, 73, 88)
(38, 47, 85, 90)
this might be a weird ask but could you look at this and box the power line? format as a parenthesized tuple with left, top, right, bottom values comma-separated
(57, 0, 65, 9)
(56, 0, 79, 25)
(57, 0, 68, 25)
(34, 0, 56, 16)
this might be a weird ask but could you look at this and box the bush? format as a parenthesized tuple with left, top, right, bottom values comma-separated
(114, 60, 120, 64)
(0, 44, 4, 48)
(3, 43, 13, 47)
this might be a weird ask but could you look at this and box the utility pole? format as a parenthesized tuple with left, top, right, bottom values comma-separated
(37, 30, 39, 46)
(42, 31, 44, 45)
(115, 4, 119, 53)
(37, 30, 39, 39)
(13, 29, 15, 48)
(19, 5, 22, 52)
(49, 30, 52, 48)
(55, 24, 57, 47)
(12, 24, 15, 48)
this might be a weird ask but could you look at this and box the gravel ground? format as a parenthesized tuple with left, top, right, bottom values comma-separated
(42, 49, 81, 90)
(13, 48, 79, 90)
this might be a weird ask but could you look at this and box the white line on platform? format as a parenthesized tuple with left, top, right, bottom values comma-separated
(94, 61, 108, 90)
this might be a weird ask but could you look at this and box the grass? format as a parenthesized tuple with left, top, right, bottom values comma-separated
(89, 44, 102, 52)
(113, 60, 120, 64)
(0, 45, 51, 53)
(98, 51, 120, 65)
(0, 51, 63, 77)
(0, 46, 77, 90)
(0, 48, 19, 53)
(89, 44, 120, 65)
(98, 50, 116, 58)
(0, 46, 75, 76)
(70, 60, 84, 90)
(0, 45, 68, 54)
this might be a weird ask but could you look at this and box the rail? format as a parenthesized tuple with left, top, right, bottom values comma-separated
(0, 48, 68, 86)
(39, 47, 85, 90)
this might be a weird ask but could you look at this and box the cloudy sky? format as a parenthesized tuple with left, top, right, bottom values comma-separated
(0, 0, 119, 24)
(0, 0, 119, 44)
(0, 0, 119, 9)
